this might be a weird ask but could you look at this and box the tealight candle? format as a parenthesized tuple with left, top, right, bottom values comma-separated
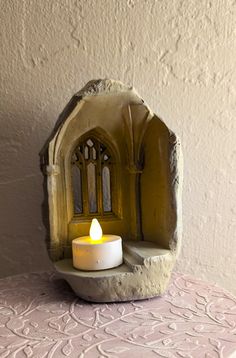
(72, 219, 123, 271)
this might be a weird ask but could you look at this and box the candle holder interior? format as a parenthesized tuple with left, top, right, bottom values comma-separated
(40, 79, 183, 302)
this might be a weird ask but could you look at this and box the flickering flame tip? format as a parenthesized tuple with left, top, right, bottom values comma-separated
(89, 218, 103, 241)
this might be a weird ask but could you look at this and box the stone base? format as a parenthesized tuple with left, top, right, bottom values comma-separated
(55, 241, 176, 302)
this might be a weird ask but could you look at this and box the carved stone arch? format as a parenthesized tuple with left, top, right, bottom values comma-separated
(70, 126, 121, 164)
(67, 127, 122, 222)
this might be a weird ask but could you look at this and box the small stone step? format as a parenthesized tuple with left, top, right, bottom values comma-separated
(123, 250, 143, 269)
(123, 240, 170, 264)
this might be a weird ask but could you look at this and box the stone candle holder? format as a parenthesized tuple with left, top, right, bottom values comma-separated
(40, 79, 183, 302)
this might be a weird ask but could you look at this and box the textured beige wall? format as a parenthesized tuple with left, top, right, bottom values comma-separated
(0, 0, 235, 294)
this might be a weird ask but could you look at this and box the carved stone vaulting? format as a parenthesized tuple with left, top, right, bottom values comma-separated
(40, 79, 183, 302)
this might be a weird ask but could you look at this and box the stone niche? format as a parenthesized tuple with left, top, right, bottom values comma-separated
(40, 79, 183, 302)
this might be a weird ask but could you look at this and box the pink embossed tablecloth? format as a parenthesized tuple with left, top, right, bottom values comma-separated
(0, 272, 235, 358)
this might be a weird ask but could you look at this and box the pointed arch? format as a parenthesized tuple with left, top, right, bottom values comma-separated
(70, 127, 121, 220)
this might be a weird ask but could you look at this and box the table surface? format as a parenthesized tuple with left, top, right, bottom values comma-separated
(0, 272, 235, 358)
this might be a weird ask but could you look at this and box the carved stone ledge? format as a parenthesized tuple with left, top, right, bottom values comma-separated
(55, 241, 174, 302)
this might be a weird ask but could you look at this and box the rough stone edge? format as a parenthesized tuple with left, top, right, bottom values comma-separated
(168, 131, 183, 256)
(39, 79, 146, 164)
(74, 78, 132, 98)
(55, 252, 176, 302)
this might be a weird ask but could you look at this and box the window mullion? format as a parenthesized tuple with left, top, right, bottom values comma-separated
(97, 143, 103, 215)
(82, 147, 89, 216)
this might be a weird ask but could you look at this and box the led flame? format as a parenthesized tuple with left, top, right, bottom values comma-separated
(89, 218, 103, 241)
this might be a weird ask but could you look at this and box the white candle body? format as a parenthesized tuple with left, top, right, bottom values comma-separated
(72, 235, 123, 271)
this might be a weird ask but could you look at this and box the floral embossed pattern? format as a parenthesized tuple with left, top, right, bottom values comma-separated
(0, 272, 235, 357)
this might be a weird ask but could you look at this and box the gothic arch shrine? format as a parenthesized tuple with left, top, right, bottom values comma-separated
(40, 79, 183, 302)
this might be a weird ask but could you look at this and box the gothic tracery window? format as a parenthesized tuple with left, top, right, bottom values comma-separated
(71, 137, 115, 217)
